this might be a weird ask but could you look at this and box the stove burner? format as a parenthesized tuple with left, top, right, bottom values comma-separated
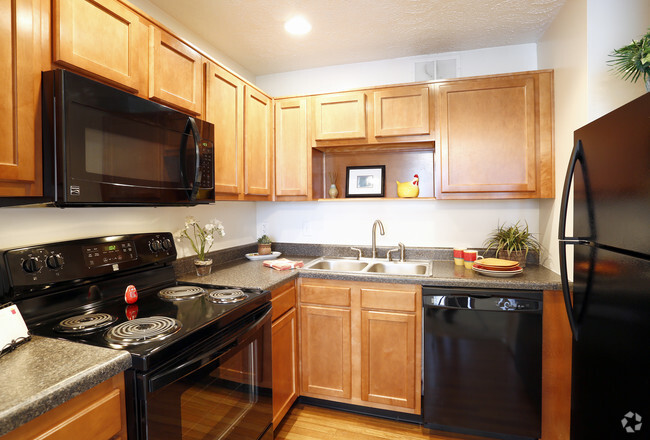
(207, 289, 248, 304)
(159, 285, 206, 301)
(105, 316, 181, 345)
(54, 313, 117, 334)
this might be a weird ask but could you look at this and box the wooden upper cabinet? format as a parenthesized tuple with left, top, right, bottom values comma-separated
(436, 71, 554, 199)
(149, 27, 202, 115)
(373, 86, 430, 137)
(53, 0, 146, 93)
(244, 86, 273, 197)
(275, 98, 310, 198)
(313, 92, 367, 141)
(0, 0, 40, 197)
(205, 62, 243, 197)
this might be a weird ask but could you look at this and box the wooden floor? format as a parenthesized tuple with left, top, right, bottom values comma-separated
(274, 403, 492, 440)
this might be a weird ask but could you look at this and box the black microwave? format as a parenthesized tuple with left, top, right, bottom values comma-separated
(41, 69, 215, 206)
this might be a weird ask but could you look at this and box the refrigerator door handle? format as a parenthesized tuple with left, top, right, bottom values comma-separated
(559, 140, 580, 242)
(559, 240, 580, 340)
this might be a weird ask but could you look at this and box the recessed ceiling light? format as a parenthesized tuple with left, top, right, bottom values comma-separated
(284, 16, 311, 35)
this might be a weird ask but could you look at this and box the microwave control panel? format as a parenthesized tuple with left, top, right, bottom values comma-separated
(199, 140, 214, 189)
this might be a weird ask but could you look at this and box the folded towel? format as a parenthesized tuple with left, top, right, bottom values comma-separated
(263, 258, 304, 271)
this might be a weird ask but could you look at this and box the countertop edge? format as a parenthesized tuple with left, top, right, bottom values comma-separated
(0, 342, 131, 436)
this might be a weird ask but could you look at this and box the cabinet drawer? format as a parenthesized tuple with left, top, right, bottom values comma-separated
(271, 281, 296, 321)
(301, 283, 351, 307)
(360, 288, 417, 312)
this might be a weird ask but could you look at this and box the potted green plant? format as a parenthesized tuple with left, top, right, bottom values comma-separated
(483, 221, 541, 268)
(609, 28, 650, 92)
(257, 234, 272, 255)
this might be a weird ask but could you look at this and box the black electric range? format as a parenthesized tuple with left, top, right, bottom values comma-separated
(1, 232, 273, 440)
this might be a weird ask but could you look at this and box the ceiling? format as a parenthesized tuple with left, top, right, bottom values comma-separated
(147, 0, 567, 76)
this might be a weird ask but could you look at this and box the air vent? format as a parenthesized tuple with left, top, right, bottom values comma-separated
(415, 57, 459, 81)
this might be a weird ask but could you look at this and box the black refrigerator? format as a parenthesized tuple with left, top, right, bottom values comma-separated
(558, 93, 650, 439)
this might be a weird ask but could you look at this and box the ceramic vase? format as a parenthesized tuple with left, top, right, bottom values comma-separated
(328, 184, 339, 198)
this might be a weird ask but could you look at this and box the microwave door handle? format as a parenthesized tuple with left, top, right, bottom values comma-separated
(180, 116, 201, 202)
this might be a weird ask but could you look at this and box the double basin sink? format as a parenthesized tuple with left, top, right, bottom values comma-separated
(303, 257, 433, 277)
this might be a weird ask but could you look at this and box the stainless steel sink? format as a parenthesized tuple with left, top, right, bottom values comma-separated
(365, 261, 431, 276)
(302, 257, 432, 277)
(305, 259, 369, 272)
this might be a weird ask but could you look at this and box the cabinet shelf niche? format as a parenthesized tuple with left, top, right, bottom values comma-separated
(312, 144, 434, 200)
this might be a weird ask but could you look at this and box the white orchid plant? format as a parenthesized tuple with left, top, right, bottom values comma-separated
(175, 216, 225, 261)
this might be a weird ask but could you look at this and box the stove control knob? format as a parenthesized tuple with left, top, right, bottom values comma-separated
(161, 238, 172, 250)
(22, 257, 40, 273)
(46, 253, 64, 269)
(149, 240, 162, 252)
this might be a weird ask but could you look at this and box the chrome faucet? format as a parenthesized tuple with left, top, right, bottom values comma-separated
(371, 219, 385, 259)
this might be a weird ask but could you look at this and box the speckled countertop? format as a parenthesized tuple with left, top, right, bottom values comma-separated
(0, 336, 131, 436)
(177, 254, 562, 292)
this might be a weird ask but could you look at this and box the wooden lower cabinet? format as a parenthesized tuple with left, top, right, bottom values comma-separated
(271, 281, 300, 428)
(298, 278, 421, 414)
(2, 373, 126, 440)
(360, 310, 416, 409)
(300, 304, 352, 399)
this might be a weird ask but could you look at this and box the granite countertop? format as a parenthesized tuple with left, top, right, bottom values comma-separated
(0, 336, 131, 436)
(177, 255, 562, 292)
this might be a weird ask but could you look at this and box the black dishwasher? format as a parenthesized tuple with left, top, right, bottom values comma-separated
(423, 286, 542, 440)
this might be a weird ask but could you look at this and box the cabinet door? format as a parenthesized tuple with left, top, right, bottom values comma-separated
(313, 92, 366, 140)
(437, 75, 539, 196)
(272, 307, 299, 428)
(275, 98, 309, 198)
(205, 62, 243, 196)
(300, 305, 351, 399)
(53, 0, 146, 93)
(0, 0, 40, 196)
(373, 86, 430, 137)
(360, 310, 416, 409)
(149, 27, 202, 115)
(244, 86, 273, 197)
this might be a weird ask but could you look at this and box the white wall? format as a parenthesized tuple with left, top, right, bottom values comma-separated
(256, 44, 537, 97)
(257, 200, 540, 252)
(256, 44, 544, 259)
(537, 0, 649, 274)
(0, 203, 257, 259)
(586, 0, 650, 119)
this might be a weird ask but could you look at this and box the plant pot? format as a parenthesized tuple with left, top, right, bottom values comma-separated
(258, 244, 272, 255)
(497, 250, 527, 268)
(194, 259, 213, 276)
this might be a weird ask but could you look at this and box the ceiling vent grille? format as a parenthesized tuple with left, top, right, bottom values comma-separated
(415, 57, 459, 81)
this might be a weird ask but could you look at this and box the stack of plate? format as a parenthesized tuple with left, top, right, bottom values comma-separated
(472, 258, 523, 278)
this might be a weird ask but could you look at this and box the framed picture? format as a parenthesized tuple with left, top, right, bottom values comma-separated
(345, 165, 386, 198)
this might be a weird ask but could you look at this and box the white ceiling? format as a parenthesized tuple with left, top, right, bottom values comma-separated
(146, 0, 567, 76)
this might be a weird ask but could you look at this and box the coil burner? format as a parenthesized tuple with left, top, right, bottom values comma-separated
(158, 285, 206, 301)
(105, 316, 181, 345)
(207, 289, 248, 304)
(54, 313, 117, 334)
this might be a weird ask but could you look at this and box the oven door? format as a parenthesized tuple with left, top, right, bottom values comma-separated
(135, 305, 272, 440)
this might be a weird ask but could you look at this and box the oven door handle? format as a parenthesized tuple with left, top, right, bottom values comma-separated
(146, 307, 271, 393)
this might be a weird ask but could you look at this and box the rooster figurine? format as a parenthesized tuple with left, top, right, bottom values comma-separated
(396, 174, 419, 198)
